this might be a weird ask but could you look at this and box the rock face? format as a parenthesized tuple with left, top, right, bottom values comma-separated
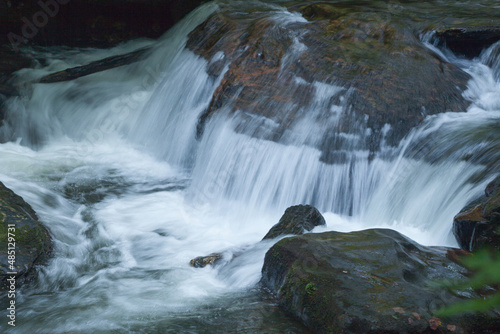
(453, 176, 500, 252)
(186, 1, 475, 160)
(261, 229, 497, 334)
(0, 182, 52, 290)
(263, 205, 326, 240)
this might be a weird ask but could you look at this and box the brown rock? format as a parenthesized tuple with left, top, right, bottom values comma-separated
(190, 253, 223, 268)
(187, 2, 471, 160)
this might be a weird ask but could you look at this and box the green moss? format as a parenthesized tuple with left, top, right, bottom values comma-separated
(305, 282, 317, 295)
(15, 224, 47, 251)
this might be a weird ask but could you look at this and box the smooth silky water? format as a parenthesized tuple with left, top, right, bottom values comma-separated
(0, 1, 499, 333)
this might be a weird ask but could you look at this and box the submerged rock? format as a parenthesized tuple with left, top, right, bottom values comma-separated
(263, 205, 326, 240)
(261, 229, 497, 334)
(454, 176, 500, 252)
(0, 182, 52, 290)
(190, 253, 223, 268)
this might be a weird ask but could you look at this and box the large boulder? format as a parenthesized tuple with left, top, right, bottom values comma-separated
(186, 1, 474, 160)
(0, 182, 52, 290)
(261, 229, 498, 334)
(263, 205, 326, 240)
(453, 176, 500, 252)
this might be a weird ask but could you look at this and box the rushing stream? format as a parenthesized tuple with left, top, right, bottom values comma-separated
(0, 1, 499, 333)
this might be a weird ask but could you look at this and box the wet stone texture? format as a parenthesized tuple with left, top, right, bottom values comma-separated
(454, 175, 500, 252)
(186, 1, 480, 161)
(263, 204, 326, 240)
(261, 228, 499, 334)
(0, 182, 52, 291)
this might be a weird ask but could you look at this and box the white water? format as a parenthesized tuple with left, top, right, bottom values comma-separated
(0, 3, 499, 333)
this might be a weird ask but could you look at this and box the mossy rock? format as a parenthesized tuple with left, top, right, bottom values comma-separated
(261, 229, 498, 333)
(0, 182, 52, 290)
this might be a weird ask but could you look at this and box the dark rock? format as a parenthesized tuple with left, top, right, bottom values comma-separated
(0, 181, 52, 291)
(0, 46, 34, 128)
(453, 176, 500, 252)
(261, 229, 498, 334)
(190, 253, 223, 268)
(262, 205, 326, 240)
(38, 47, 151, 83)
(435, 27, 500, 59)
(187, 2, 471, 160)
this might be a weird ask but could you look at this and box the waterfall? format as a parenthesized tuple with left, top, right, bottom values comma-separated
(0, 2, 498, 333)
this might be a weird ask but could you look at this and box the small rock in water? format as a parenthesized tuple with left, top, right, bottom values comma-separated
(190, 254, 223, 268)
(262, 204, 326, 240)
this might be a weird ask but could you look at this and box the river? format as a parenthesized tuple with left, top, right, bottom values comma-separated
(0, 1, 499, 333)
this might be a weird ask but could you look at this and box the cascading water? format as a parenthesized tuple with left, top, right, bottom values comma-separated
(0, 1, 499, 333)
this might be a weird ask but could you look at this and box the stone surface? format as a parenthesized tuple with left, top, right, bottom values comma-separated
(187, 1, 474, 161)
(38, 47, 151, 83)
(261, 228, 498, 334)
(190, 253, 223, 268)
(0, 181, 52, 290)
(454, 176, 500, 252)
(263, 205, 326, 240)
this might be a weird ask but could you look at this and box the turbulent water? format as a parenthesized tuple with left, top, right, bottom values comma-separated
(0, 1, 499, 333)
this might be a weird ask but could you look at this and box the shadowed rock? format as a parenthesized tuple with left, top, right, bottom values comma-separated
(38, 47, 150, 83)
(0, 182, 52, 290)
(454, 175, 500, 252)
(261, 228, 498, 334)
(263, 205, 326, 240)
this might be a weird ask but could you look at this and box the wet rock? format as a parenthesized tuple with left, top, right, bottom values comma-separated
(262, 205, 325, 240)
(38, 47, 150, 83)
(190, 253, 223, 268)
(0, 181, 52, 290)
(187, 2, 471, 160)
(0, 46, 34, 128)
(261, 228, 498, 334)
(454, 176, 500, 252)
